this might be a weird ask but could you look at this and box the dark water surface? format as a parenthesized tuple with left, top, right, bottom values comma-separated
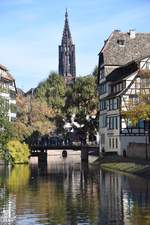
(0, 157, 150, 225)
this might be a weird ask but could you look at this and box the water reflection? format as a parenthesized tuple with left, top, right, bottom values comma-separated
(0, 159, 150, 225)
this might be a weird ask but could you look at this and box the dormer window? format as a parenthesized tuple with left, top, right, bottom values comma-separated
(117, 39, 125, 46)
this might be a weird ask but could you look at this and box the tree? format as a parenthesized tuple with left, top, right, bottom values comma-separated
(6, 140, 30, 164)
(0, 97, 12, 159)
(71, 75, 98, 115)
(92, 65, 98, 83)
(12, 94, 55, 142)
(122, 92, 150, 125)
(64, 75, 99, 144)
(35, 72, 66, 113)
(35, 72, 66, 135)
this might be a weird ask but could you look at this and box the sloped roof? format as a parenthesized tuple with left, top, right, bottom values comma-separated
(17, 88, 25, 96)
(25, 88, 36, 96)
(106, 55, 150, 82)
(0, 64, 14, 81)
(0, 64, 7, 71)
(100, 31, 150, 65)
(106, 61, 139, 82)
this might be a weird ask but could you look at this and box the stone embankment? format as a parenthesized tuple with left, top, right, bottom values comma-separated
(96, 155, 150, 178)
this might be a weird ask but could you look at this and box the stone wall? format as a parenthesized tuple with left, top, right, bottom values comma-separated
(127, 143, 150, 160)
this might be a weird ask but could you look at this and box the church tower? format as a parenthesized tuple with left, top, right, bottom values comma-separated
(59, 10, 76, 84)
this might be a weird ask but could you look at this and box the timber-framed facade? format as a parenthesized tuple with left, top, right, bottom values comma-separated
(98, 30, 150, 155)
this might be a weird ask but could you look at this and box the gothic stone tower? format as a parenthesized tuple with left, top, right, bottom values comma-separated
(59, 10, 76, 84)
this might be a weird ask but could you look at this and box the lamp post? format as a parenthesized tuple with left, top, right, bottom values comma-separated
(145, 130, 148, 160)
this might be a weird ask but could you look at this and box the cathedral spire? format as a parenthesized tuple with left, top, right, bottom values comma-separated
(62, 9, 72, 45)
(59, 10, 76, 85)
(65, 8, 68, 18)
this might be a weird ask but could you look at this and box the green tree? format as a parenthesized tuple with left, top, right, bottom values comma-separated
(35, 72, 65, 113)
(0, 97, 12, 159)
(122, 70, 150, 126)
(64, 75, 99, 143)
(92, 65, 98, 83)
(66, 75, 98, 115)
(6, 140, 30, 164)
(122, 93, 150, 125)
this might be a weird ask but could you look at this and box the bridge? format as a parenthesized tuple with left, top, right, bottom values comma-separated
(30, 144, 99, 163)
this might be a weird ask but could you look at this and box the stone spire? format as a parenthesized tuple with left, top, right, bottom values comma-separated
(59, 10, 76, 85)
(61, 9, 72, 45)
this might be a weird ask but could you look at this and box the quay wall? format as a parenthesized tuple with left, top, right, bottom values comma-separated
(127, 143, 150, 160)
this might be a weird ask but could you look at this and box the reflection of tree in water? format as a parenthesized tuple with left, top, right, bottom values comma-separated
(7, 165, 30, 193)
(28, 162, 100, 225)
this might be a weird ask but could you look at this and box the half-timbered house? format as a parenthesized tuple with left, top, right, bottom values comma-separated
(0, 64, 17, 122)
(98, 30, 150, 155)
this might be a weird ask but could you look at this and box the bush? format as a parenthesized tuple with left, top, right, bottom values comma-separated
(6, 140, 30, 164)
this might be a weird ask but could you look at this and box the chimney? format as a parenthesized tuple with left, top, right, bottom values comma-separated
(129, 29, 136, 39)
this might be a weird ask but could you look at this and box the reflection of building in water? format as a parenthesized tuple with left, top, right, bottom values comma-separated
(99, 170, 124, 225)
(0, 191, 16, 225)
(122, 176, 150, 225)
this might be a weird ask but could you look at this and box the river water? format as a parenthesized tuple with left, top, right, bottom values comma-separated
(0, 154, 150, 225)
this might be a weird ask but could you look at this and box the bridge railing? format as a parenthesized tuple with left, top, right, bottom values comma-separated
(30, 144, 99, 157)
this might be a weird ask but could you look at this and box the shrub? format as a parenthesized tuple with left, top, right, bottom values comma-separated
(6, 140, 30, 164)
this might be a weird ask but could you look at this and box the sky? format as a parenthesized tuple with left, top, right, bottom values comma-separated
(0, 0, 150, 91)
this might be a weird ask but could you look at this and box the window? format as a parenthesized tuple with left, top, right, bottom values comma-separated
(138, 120, 144, 129)
(108, 116, 118, 130)
(100, 100, 106, 111)
(109, 99, 113, 110)
(117, 39, 125, 46)
(145, 62, 150, 70)
(112, 82, 124, 94)
(115, 117, 118, 129)
(101, 134, 105, 144)
(127, 119, 132, 128)
(100, 83, 107, 94)
(112, 138, 115, 149)
(100, 68, 105, 80)
(116, 138, 118, 148)
(117, 98, 120, 109)
(127, 119, 145, 129)
(108, 99, 119, 110)
(113, 99, 118, 110)
(9, 90, 16, 99)
(129, 94, 139, 104)
(10, 103, 17, 113)
(109, 138, 111, 148)
(141, 78, 150, 88)
(123, 81, 126, 89)
(100, 115, 107, 128)
(11, 117, 16, 122)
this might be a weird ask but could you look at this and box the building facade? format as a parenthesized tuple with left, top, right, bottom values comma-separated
(58, 10, 76, 85)
(98, 30, 150, 155)
(0, 64, 17, 121)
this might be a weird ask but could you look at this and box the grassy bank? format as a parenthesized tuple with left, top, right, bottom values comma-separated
(101, 162, 150, 176)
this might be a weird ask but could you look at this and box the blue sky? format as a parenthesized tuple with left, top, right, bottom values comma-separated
(0, 0, 150, 91)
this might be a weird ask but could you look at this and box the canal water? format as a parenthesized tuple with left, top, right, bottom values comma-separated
(0, 154, 150, 225)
